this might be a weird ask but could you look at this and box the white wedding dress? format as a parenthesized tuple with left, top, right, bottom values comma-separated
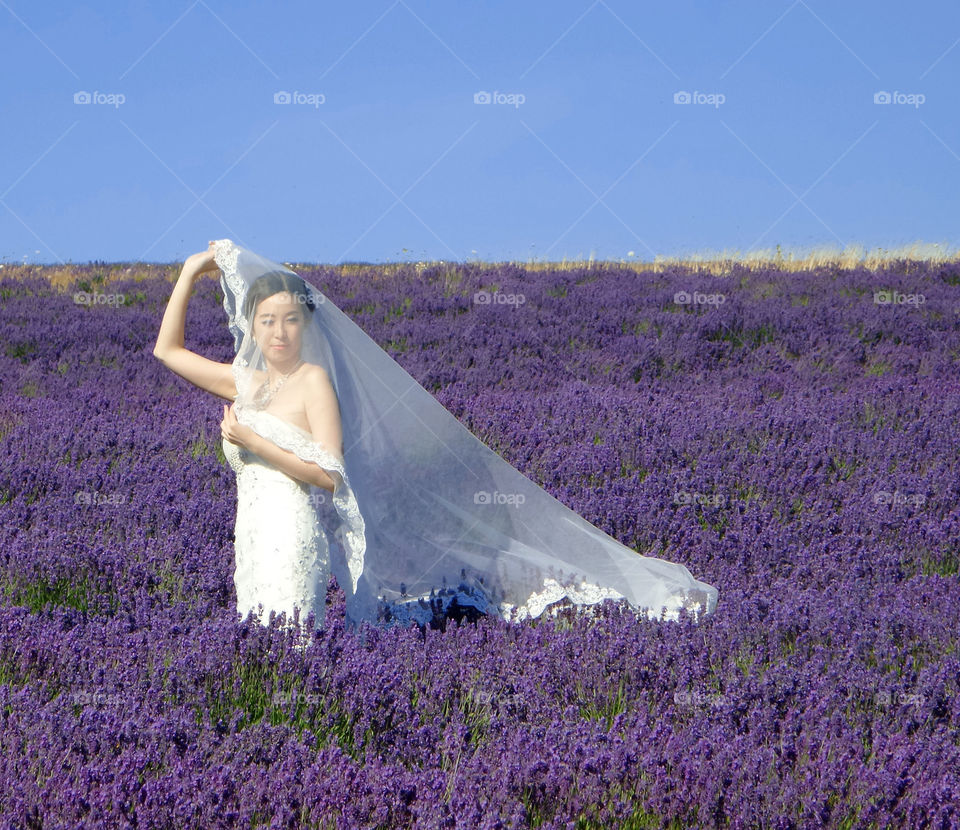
(222, 409, 331, 631)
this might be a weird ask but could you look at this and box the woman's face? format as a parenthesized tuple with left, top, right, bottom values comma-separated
(252, 292, 306, 361)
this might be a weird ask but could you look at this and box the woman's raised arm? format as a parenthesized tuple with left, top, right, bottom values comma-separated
(153, 241, 237, 402)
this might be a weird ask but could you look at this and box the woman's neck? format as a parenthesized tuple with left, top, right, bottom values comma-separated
(266, 357, 303, 383)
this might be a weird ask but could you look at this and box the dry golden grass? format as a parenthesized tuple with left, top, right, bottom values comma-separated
(0, 263, 180, 290)
(640, 241, 960, 275)
(3, 241, 958, 286)
(295, 241, 960, 276)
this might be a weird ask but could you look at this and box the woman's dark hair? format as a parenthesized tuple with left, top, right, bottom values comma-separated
(243, 271, 316, 323)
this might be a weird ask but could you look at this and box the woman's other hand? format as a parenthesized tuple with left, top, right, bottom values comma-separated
(221, 402, 256, 448)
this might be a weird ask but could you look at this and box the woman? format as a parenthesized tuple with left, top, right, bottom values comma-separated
(153, 241, 348, 635)
(155, 239, 718, 637)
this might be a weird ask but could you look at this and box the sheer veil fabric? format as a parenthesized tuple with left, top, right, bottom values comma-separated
(213, 239, 719, 630)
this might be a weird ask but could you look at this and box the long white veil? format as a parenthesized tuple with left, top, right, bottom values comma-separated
(213, 239, 718, 630)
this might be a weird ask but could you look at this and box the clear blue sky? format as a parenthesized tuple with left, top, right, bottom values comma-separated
(2, 0, 959, 264)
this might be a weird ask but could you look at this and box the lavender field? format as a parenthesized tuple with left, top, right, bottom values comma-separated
(0, 256, 958, 828)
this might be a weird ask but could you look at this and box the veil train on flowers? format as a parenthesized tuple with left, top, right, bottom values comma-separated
(214, 239, 719, 630)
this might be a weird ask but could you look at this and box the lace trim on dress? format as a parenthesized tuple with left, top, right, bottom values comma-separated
(235, 407, 367, 596)
(380, 573, 713, 627)
(494, 577, 711, 624)
(499, 576, 626, 621)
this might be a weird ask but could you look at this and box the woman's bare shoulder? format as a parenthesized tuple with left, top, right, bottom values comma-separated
(300, 362, 331, 383)
(298, 364, 337, 407)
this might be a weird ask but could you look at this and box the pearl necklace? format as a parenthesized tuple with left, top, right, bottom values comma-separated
(252, 359, 303, 409)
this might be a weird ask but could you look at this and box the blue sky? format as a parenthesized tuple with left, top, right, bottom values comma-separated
(2, 0, 959, 264)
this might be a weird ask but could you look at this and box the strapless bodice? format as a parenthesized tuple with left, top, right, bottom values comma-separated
(222, 409, 314, 479)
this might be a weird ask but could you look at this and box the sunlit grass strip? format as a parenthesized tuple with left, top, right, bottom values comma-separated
(3, 240, 960, 287)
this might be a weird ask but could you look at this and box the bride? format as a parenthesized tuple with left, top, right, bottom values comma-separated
(154, 241, 344, 635)
(154, 239, 718, 636)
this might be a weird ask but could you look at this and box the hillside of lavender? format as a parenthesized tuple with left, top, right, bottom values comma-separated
(0, 257, 958, 828)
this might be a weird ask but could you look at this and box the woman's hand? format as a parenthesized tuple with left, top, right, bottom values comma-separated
(185, 240, 220, 275)
(220, 402, 257, 448)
